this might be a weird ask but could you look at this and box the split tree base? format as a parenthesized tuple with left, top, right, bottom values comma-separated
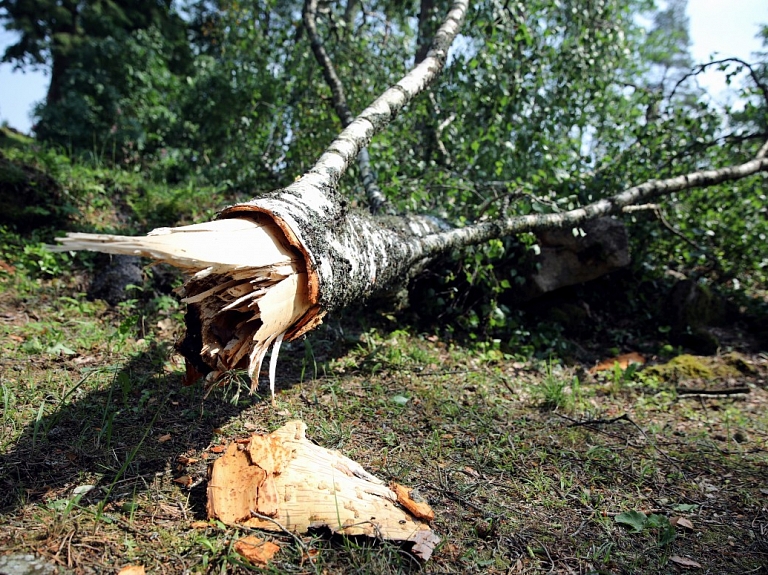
(206, 420, 440, 560)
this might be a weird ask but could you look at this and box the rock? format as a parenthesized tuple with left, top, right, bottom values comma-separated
(0, 553, 58, 575)
(88, 255, 144, 305)
(665, 280, 728, 354)
(526, 217, 630, 297)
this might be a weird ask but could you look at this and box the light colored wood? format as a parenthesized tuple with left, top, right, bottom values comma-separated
(54, 217, 312, 400)
(207, 421, 437, 544)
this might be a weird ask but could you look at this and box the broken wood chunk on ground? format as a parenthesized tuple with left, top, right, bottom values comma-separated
(207, 420, 439, 560)
(233, 536, 281, 566)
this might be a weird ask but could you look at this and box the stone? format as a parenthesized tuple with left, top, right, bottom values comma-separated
(0, 553, 58, 575)
(664, 280, 728, 354)
(87, 255, 143, 305)
(526, 217, 630, 297)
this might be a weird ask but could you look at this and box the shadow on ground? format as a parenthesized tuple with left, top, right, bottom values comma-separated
(0, 336, 329, 517)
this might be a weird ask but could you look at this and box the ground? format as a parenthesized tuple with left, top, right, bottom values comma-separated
(0, 265, 767, 575)
(1, 128, 767, 573)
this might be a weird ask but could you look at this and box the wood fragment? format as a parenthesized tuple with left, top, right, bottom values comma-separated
(233, 536, 280, 566)
(55, 217, 312, 400)
(588, 352, 646, 374)
(676, 387, 750, 397)
(207, 421, 438, 552)
(391, 483, 435, 522)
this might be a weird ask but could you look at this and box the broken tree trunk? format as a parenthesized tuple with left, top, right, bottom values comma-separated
(54, 0, 768, 400)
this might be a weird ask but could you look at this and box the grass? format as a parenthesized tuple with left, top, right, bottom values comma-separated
(1, 137, 767, 573)
(1, 269, 766, 573)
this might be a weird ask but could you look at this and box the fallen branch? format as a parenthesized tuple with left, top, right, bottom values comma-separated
(676, 387, 750, 397)
(55, 0, 468, 397)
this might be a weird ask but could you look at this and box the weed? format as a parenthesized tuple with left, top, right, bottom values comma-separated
(533, 361, 581, 412)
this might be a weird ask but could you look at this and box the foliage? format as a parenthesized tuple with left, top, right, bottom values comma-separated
(0, 0, 189, 104)
(615, 511, 676, 546)
(33, 27, 187, 165)
(3, 0, 768, 319)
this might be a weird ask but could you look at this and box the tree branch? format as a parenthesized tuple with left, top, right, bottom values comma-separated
(670, 57, 768, 107)
(419, 150, 768, 256)
(297, 0, 468, 191)
(303, 0, 390, 214)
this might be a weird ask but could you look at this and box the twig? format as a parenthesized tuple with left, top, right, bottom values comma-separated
(428, 466, 493, 516)
(669, 57, 768, 107)
(532, 538, 556, 574)
(430, 92, 455, 166)
(249, 510, 316, 568)
(303, 0, 391, 214)
(570, 511, 595, 537)
(559, 413, 679, 465)
(676, 387, 750, 397)
(652, 205, 705, 252)
(566, 413, 632, 427)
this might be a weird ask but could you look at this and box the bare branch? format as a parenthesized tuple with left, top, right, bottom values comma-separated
(296, 0, 469, 192)
(670, 57, 768, 106)
(303, 0, 390, 214)
(622, 203, 702, 251)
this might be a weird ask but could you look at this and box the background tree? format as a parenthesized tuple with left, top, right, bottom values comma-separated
(0, 0, 190, 154)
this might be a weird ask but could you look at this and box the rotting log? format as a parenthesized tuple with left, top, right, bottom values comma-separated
(206, 420, 440, 560)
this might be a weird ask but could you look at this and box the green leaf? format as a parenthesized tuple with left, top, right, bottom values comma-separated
(47, 343, 77, 356)
(671, 503, 698, 512)
(47, 499, 71, 512)
(615, 511, 647, 533)
(391, 395, 409, 406)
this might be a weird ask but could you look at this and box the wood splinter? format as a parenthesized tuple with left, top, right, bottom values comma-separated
(54, 216, 314, 402)
(206, 420, 440, 561)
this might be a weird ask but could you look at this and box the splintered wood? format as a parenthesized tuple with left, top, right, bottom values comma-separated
(206, 421, 439, 560)
(55, 217, 311, 400)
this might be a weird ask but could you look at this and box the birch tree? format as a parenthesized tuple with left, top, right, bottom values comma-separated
(55, 0, 768, 400)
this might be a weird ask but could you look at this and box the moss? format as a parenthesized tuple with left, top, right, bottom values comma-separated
(645, 354, 741, 382)
(721, 351, 757, 375)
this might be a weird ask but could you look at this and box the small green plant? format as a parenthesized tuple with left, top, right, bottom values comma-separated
(534, 361, 581, 412)
(615, 510, 676, 546)
(20, 243, 70, 277)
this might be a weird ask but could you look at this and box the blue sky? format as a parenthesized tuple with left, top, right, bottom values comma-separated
(1, 1, 767, 134)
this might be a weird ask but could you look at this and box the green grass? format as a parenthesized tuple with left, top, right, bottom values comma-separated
(1, 138, 767, 573)
(2, 263, 768, 573)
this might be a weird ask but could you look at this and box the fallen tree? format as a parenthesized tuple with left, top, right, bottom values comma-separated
(56, 0, 768, 400)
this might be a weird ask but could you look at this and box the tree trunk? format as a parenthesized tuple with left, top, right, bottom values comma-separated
(55, 0, 768, 398)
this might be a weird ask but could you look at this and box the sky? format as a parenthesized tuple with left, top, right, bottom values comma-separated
(0, 1, 767, 134)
